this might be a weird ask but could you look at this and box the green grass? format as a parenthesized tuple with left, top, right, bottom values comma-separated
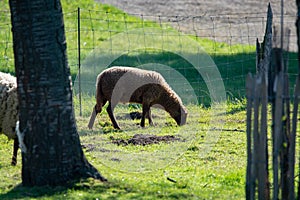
(0, 0, 259, 103)
(0, 97, 248, 199)
(0, 0, 299, 199)
(1, 0, 298, 102)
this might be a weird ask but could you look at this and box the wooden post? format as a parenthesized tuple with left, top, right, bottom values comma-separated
(246, 5, 272, 199)
(259, 73, 269, 200)
(288, 75, 300, 200)
(273, 72, 284, 200)
(246, 74, 254, 200)
(296, 0, 300, 198)
(282, 74, 291, 199)
(78, 7, 82, 116)
(246, 2, 298, 199)
(253, 75, 260, 199)
(272, 22, 292, 200)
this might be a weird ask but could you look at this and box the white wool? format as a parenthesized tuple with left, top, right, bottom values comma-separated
(0, 72, 18, 140)
(16, 121, 27, 153)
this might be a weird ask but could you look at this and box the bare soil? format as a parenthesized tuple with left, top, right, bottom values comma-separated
(110, 134, 182, 146)
(97, 0, 295, 17)
(96, 0, 297, 51)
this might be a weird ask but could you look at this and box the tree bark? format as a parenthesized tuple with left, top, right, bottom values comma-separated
(9, 0, 106, 186)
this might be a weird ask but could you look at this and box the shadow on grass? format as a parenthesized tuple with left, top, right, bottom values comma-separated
(0, 178, 194, 199)
(76, 49, 299, 106)
(0, 178, 108, 199)
(76, 50, 260, 107)
(0, 184, 69, 199)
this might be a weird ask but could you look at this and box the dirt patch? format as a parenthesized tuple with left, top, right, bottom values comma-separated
(96, 0, 295, 17)
(129, 111, 142, 120)
(82, 144, 120, 153)
(110, 134, 182, 146)
(96, 0, 297, 51)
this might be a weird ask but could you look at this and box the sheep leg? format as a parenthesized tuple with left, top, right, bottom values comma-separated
(146, 108, 154, 126)
(88, 105, 98, 129)
(141, 103, 151, 127)
(11, 137, 19, 166)
(106, 102, 120, 129)
(88, 99, 107, 129)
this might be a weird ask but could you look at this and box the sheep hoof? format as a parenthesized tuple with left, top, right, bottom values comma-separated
(11, 158, 17, 166)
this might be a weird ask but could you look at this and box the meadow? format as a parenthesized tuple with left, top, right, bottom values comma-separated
(0, 0, 299, 199)
(0, 99, 248, 199)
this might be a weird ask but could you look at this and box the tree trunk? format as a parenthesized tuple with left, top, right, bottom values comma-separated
(9, 0, 106, 186)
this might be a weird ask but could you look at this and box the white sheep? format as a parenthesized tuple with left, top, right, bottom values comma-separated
(0, 72, 19, 165)
(88, 66, 188, 129)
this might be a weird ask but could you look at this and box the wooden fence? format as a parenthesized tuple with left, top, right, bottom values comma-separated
(246, 3, 300, 199)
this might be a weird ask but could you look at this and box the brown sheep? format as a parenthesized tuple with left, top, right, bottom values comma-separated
(88, 66, 188, 129)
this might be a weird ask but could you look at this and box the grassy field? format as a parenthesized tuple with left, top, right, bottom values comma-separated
(0, 0, 299, 199)
(1, 0, 298, 100)
(0, 98, 247, 199)
(0, 0, 261, 104)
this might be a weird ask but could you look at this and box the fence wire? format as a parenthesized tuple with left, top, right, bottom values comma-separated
(0, 8, 298, 111)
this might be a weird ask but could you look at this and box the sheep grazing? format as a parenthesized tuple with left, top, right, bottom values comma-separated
(88, 66, 188, 130)
(0, 72, 19, 165)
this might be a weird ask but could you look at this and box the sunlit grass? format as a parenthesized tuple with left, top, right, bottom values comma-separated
(0, 96, 248, 199)
(0, 0, 275, 199)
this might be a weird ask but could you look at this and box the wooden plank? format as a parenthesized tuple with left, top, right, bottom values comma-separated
(262, 3, 273, 74)
(296, 1, 300, 197)
(252, 75, 260, 199)
(272, 72, 284, 200)
(259, 73, 270, 199)
(256, 39, 261, 73)
(288, 75, 300, 199)
(246, 73, 255, 200)
(255, 75, 264, 200)
(281, 74, 291, 199)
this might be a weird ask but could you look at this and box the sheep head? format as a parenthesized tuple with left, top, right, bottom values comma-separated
(172, 105, 188, 126)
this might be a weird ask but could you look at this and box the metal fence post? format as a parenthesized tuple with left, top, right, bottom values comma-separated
(78, 7, 82, 116)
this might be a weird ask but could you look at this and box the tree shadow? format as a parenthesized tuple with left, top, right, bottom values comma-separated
(0, 178, 194, 199)
(77, 49, 298, 106)
(0, 184, 65, 199)
(0, 178, 108, 199)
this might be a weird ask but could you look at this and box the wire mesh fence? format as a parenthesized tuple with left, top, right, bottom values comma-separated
(0, 7, 298, 112)
(0, 10, 13, 73)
